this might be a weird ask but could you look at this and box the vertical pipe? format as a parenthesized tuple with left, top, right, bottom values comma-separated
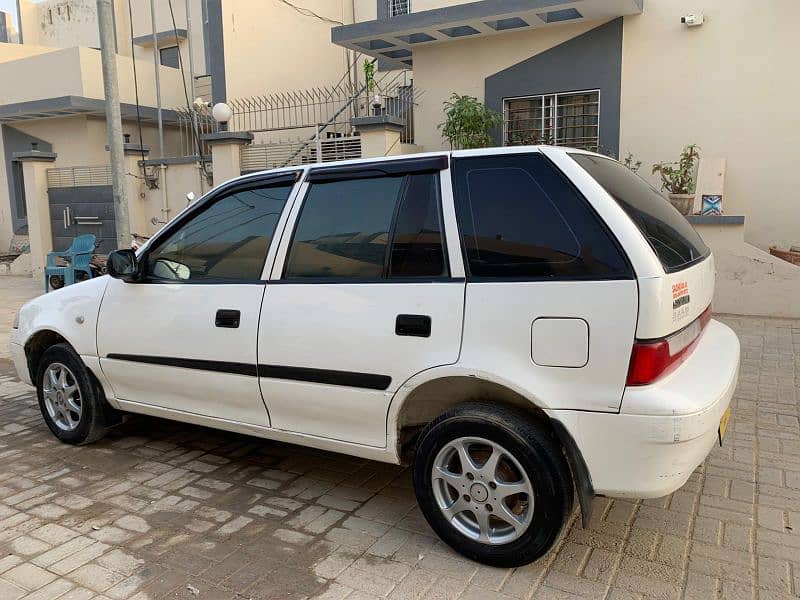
(150, 0, 164, 159)
(185, 0, 197, 101)
(15, 0, 23, 43)
(96, 0, 130, 248)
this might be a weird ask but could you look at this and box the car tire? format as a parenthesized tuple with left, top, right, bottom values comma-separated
(412, 403, 573, 567)
(36, 343, 109, 445)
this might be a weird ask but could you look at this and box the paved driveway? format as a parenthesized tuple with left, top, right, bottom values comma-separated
(0, 276, 798, 599)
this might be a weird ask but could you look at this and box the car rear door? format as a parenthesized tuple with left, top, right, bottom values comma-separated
(257, 156, 465, 447)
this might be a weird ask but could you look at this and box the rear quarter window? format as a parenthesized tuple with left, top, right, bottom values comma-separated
(451, 153, 632, 280)
(570, 153, 710, 272)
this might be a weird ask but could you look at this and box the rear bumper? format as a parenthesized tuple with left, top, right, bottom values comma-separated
(551, 319, 739, 498)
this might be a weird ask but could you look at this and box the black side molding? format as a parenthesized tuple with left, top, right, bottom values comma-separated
(104, 354, 391, 391)
(551, 419, 595, 527)
(307, 155, 448, 183)
(106, 354, 257, 377)
(258, 364, 391, 391)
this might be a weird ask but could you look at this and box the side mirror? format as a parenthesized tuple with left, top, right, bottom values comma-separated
(107, 249, 140, 282)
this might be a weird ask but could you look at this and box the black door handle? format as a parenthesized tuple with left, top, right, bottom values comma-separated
(215, 309, 241, 328)
(396, 314, 431, 338)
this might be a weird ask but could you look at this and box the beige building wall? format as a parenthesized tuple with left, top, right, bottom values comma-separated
(0, 41, 56, 63)
(619, 0, 800, 251)
(0, 46, 185, 108)
(410, 20, 604, 151)
(221, 0, 358, 99)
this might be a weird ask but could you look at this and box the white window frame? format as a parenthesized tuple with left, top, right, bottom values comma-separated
(503, 89, 601, 151)
(388, 0, 411, 17)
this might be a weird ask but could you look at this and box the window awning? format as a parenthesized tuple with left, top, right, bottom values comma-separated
(332, 0, 643, 69)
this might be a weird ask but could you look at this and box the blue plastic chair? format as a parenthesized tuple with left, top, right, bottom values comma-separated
(45, 234, 97, 292)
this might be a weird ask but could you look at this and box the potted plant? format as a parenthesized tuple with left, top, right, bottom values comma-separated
(438, 93, 502, 150)
(363, 60, 381, 116)
(651, 144, 700, 215)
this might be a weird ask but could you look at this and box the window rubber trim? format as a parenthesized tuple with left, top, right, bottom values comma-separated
(306, 155, 449, 183)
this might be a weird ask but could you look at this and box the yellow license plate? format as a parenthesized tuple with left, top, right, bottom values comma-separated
(718, 407, 732, 446)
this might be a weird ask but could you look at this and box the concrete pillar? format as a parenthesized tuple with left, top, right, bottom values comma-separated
(13, 150, 56, 279)
(201, 132, 254, 186)
(351, 116, 405, 158)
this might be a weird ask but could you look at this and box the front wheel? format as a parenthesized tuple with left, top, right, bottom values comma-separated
(36, 343, 109, 445)
(412, 403, 573, 567)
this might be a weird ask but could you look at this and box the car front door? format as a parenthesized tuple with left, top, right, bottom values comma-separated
(97, 173, 299, 426)
(258, 157, 465, 447)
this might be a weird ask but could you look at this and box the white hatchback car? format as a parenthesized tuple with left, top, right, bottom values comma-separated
(11, 146, 739, 566)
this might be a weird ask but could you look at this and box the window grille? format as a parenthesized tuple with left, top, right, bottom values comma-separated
(504, 91, 599, 151)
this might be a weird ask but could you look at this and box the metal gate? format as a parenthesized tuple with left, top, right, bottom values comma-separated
(47, 166, 117, 254)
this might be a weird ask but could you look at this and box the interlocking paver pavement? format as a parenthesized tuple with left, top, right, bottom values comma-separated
(0, 277, 798, 598)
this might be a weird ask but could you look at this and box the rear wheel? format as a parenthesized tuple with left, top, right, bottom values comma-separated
(36, 343, 109, 445)
(412, 403, 573, 567)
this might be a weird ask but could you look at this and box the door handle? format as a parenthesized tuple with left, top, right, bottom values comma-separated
(395, 314, 431, 338)
(215, 309, 241, 328)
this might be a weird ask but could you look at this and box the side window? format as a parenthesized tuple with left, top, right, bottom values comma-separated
(389, 173, 446, 278)
(452, 153, 631, 279)
(146, 183, 293, 282)
(284, 172, 447, 280)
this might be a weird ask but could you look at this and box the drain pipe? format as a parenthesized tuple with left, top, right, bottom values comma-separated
(160, 164, 169, 222)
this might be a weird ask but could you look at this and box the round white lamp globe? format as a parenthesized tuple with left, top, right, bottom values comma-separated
(212, 102, 233, 124)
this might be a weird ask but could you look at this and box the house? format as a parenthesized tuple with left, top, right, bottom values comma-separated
(331, 0, 800, 255)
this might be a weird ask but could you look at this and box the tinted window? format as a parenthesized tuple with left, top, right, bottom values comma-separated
(570, 154, 710, 272)
(285, 173, 448, 280)
(452, 153, 631, 279)
(285, 177, 402, 279)
(389, 173, 447, 277)
(146, 184, 292, 281)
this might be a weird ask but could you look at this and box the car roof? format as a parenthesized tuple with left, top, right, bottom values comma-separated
(225, 145, 612, 191)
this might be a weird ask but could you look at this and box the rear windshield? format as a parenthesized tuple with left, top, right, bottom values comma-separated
(570, 153, 710, 272)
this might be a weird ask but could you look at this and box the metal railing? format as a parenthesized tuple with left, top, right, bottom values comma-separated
(47, 166, 112, 188)
(241, 135, 362, 172)
(223, 70, 417, 141)
(174, 106, 217, 158)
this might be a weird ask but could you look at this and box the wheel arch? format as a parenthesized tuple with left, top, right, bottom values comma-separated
(388, 368, 595, 526)
(24, 328, 72, 384)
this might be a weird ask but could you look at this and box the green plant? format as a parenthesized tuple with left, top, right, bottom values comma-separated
(363, 60, 376, 92)
(438, 93, 502, 150)
(652, 144, 700, 194)
(622, 152, 642, 174)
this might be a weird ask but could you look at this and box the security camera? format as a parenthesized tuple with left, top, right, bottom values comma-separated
(681, 13, 704, 27)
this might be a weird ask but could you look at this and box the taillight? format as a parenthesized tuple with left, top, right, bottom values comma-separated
(626, 305, 712, 386)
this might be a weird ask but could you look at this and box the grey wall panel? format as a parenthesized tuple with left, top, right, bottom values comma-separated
(484, 17, 624, 155)
(3, 125, 53, 234)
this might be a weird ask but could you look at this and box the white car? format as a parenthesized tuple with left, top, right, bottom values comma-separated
(10, 146, 739, 567)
